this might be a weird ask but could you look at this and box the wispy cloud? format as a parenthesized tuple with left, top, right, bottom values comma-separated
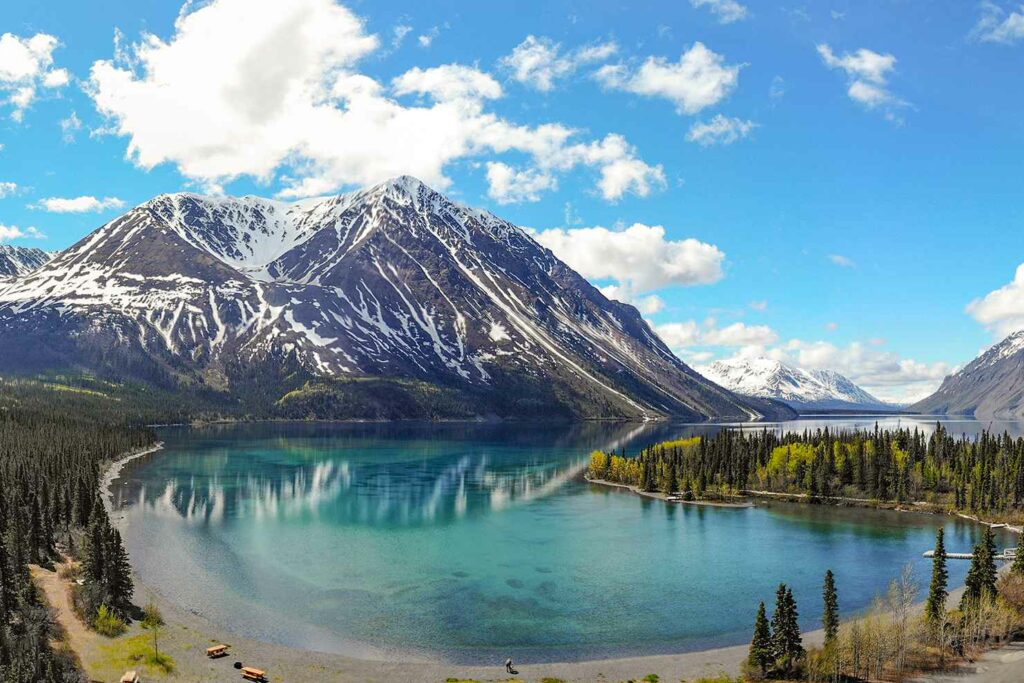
(818, 44, 907, 119)
(971, 2, 1024, 44)
(828, 254, 856, 268)
(499, 35, 617, 91)
(31, 195, 125, 213)
(690, 0, 750, 24)
(687, 115, 758, 146)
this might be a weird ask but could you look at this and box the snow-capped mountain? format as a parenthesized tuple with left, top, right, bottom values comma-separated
(698, 357, 892, 411)
(0, 177, 792, 421)
(912, 330, 1024, 419)
(0, 246, 52, 280)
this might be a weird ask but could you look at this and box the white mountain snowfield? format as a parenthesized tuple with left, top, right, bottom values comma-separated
(0, 176, 787, 421)
(698, 357, 894, 411)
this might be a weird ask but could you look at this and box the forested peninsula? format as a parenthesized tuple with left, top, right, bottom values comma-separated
(587, 425, 1024, 517)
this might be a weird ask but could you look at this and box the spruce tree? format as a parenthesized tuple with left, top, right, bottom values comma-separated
(962, 527, 999, 608)
(1012, 540, 1024, 576)
(104, 527, 134, 615)
(925, 528, 948, 626)
(771, 584, 804, 674)
(748, 601, 772, 676)
(822, 569, 839, 645)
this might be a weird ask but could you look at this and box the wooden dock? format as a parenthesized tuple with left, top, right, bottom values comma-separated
(923, 549, 1018, 561)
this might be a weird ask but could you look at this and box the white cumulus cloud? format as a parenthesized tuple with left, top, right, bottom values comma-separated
(534, 223, 725, 295)
(87, 0, 661, 204)
(687, 114, 757, 146)
(485, 162, 556, 204)
(31, 196, 126, 213)
(690, 0, 750, 24)
(966, 262, 1024, 338)
(595, 42, 741, 115)
(0, 224, 45, 241)
(0, 32, 70, 121)
(499, 35, 617, 91)
(0, 182, 19, 198)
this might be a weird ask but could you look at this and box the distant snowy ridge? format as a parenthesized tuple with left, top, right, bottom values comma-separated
(0, 246, 52, 280)
(0, 176, 789, 421)
(698, 357, 892, 411)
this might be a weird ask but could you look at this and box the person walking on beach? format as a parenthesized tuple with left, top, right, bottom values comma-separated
(505, 657, 515, 674)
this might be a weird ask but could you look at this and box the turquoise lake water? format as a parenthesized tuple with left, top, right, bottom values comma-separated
(110, 417, 1021, 664)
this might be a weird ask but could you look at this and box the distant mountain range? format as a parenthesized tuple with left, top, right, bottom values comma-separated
(0, 246, 51, 280)
(0, 177, 795, 422)
(912, 330, 1024, 419)
(698, 357, 895, 412)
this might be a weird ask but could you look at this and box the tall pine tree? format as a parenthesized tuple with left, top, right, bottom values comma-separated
(748, 601, 773, 676)
(962, 526, 998, 609)
(771, 584, 804, 675)
(822, 569, 839, 645)
(925, 528, 948, 626)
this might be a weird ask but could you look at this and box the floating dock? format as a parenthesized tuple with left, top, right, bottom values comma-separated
(922, 548, 1018, 561)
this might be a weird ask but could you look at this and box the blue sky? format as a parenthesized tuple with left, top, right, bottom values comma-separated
(2, 0, 1023, 401)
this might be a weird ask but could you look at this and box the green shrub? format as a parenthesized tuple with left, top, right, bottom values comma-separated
(93, 604, 127, 637)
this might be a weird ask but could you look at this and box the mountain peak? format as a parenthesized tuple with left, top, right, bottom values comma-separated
(700, 356, 889, 411)
(0, 182, 789, 421)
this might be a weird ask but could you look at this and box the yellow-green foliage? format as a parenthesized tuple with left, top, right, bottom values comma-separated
(588, 450, 645, 485)
(652, 437, 701, 452)
(768, 443, 817, 478)
(588, 450, 610, 479)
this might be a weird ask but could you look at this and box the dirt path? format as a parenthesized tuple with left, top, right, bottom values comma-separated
(30, 563, 94, 671)
(916, 641, 1024, 682)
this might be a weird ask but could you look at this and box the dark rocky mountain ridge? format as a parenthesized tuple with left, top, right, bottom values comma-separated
(0, 177, 793, 421)
(912, 330, 1024, 419)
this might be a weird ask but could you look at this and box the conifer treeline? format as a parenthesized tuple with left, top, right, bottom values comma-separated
(0, 400, 155, 682)
(588, 424, 1024, 513)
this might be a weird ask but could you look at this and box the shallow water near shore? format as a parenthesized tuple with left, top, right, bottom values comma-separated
(110, 417, 1021, 664)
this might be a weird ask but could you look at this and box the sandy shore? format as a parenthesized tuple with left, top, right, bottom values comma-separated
(81, 443, 1017, 682)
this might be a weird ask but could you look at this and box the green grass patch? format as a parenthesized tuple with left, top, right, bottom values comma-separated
(96, 633, 176, 676)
